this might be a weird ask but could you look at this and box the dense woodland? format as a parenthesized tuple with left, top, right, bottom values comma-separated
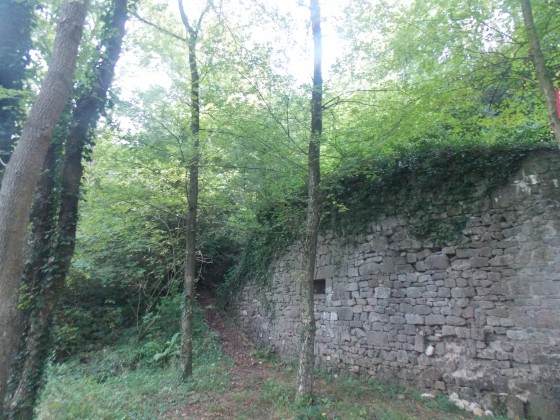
(0, 0, 559, 417)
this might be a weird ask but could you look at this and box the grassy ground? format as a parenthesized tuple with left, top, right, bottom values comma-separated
(36, 309, 472, 419)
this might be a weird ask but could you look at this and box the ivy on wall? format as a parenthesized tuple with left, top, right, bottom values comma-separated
(220, 140, 557, 306)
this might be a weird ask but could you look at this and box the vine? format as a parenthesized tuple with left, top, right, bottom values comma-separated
(220, 139, 557, 306)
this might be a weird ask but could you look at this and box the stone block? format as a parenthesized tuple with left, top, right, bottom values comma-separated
(405, 314, 425, 324)
(513, 343, 529, 363)
(451, 259, 471, 270)
(441, 325, 455, 336)
(461, 307, 474, 318)
(337, 307, 354, 321)
(415, 261, 428, 272)
(470, 257, 489, 268)
(426, 255, 450, 270)
(406, 287, 424, 298)
(446, 316, 467, 326)
(442, 246, 456, 255)
(488, 393, 526, 419)
(348, 267, 359, 277)
(451, 288, 465, 298)
(425, 315, 445, 325)
(367, 331, 389, 347)
(490, 255, 514, 266)
(456, 248, 478, 258)
(400, 302, 412, 313)
(413, 305, 432, 315)
(346, 283, 359, 292)
(374, 287, 391, 298)
(359, 262, 380, 276)
(418, 274, 432, 283)
(316, 265, 336, 278)
(414, 335, 425, 352)
(397, 350, 409, 363)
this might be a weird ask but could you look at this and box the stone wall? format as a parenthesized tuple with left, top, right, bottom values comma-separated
(229, 152, 560, 418)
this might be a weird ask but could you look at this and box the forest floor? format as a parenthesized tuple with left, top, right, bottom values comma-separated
(37, 293, 472, 419)
(162, 292, 471, 419)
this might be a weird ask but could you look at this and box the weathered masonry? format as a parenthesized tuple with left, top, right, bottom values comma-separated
(230, 151, 560, 418)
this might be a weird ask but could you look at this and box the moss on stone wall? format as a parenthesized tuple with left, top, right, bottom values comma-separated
(220, 141, 557, 304)
(322, 142, 557, 244)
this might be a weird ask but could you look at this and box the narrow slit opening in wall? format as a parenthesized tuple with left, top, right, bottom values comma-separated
(314, 279, 326, 295)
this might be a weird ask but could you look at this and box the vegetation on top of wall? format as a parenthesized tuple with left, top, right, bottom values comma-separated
(220, 137, 556, 304)
(323, 139, 557, 241)
(217, 193, 307, 308)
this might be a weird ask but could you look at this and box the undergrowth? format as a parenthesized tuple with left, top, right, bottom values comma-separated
(36, 301, 232, 419)
(36, 327, 472, 419)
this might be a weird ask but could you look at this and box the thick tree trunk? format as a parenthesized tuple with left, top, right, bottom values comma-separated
(519, 0, 560, 144)
(0, 1, 88, 410)
(0, 0, 35, 179)
(296, 0, 322, 401)
(178, 0, 201, 380)
(2, 1, 127, 416)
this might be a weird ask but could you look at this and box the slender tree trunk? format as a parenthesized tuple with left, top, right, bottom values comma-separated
(0, 1, 88, 410)
(2, 1, 127, 416)
(296, 0, 322, 401)
(519, 0, 560, 143)
(178, 0, 202, 380)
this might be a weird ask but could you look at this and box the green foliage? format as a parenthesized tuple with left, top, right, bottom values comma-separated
(37, 294, 231, 419)
(152, 332, 180, 363)
(220, 138, 554, 309)
(250, 346, 279, 364)
(323, 140, 555, 243)
(261, 379, 293, 408)
(52, 295, 126, 358)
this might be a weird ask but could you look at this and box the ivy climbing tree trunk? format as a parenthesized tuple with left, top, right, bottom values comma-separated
(0, 1, 88, 411)
(519, 0, 560, 144)
(296, 0, 322, 401)
(178, 0, 208, 380)
(2, 142, 60, 418)
(2, 1, 127, 416)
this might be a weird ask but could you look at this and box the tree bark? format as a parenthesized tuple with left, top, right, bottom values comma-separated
(519, 0, 560, 144)
(296, 0, 322, 401)
(2, 1, 127, 416)
(0, 0, 88, 412)
(178, 0, 203, 380)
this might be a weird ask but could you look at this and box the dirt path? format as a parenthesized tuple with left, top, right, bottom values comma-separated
(164, 291, 281, 419)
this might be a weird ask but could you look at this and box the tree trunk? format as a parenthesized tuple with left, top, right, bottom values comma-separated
(296, 0, 322, 401)
(519, 0, 560, 143)
(0, 0, 35, 183)
(178, 0, 202, 380)
(2, 1, 127, 416)
(0, 1, 88, 410)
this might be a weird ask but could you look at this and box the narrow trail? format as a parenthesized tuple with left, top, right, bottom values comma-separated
(198, 289, 273, 384)
(164, 290, 281, 419)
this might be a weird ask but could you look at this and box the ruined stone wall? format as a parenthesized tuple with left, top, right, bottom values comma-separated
(229, 152, 560, 417)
